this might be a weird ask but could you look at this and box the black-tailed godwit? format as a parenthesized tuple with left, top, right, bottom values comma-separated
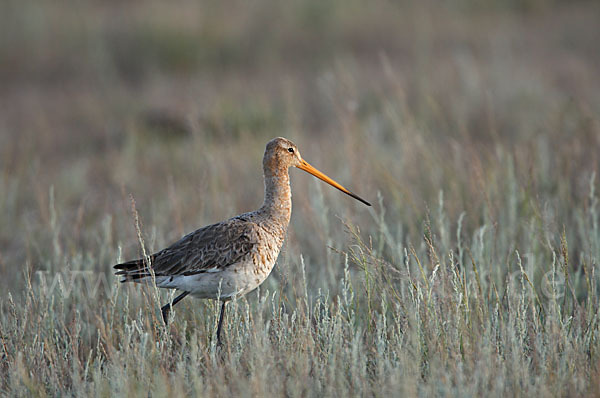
(114, 137, 370, 344)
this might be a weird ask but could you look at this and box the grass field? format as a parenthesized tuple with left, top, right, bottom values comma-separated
(1, 0, 600, 395)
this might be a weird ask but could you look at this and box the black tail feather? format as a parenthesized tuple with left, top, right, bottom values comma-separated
(113, 256, 155, 282)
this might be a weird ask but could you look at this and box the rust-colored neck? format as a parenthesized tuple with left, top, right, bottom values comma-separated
(259, 160, 292, 230)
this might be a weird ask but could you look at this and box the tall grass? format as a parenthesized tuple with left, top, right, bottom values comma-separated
(1, 0, 599, 396)
(2, 177, 599, 395)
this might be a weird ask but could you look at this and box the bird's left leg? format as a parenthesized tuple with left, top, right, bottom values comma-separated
(161, 291, 190, 324)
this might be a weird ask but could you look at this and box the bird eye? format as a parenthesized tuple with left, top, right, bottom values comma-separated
(288, 147, 294, 153)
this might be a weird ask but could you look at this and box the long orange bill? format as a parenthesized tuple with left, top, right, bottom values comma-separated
(296, 160, 371, 206)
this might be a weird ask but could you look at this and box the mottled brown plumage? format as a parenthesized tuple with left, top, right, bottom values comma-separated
(114, 137, 370, 343)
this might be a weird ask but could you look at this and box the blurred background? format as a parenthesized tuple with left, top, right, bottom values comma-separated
(2, 2, 600, 394)
(0, 0, 599, 293)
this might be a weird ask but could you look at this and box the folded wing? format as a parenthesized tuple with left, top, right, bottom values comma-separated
(114, 217, 258, 282)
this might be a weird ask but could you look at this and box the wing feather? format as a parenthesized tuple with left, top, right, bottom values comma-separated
(114, 216, 259, 281)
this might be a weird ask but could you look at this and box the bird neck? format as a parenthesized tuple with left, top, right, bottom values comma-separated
(260, 168, 292, 227)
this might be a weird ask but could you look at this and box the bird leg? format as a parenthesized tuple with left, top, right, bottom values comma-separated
(216, 301, 227, 346)
(161, 291, 190, 325)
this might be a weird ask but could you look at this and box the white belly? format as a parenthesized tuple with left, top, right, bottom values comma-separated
(155, 259, 276, 300)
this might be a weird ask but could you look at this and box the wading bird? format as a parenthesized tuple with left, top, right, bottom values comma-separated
(114, 137, 370, 344)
